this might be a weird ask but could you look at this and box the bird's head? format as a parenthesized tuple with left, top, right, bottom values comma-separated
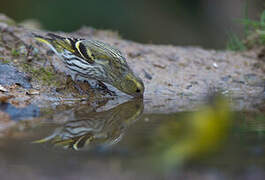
(115, 71, 145, 97)
(83, 40, 145, 97)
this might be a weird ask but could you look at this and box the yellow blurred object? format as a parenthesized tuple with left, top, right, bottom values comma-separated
(153, 95, 232, 167)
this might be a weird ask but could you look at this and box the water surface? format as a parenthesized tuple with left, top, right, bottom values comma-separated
(0, 99, 264, 180)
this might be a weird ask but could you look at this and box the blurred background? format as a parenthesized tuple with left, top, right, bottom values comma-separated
(1, 0, 264, 49)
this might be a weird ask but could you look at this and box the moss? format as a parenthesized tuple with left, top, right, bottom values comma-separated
(0, 56, 9, 63)
(36, 67, 58, 85)
(21, 63, 60, 86)
(0, 59, 10, 64)
(11, 48, 20, 57)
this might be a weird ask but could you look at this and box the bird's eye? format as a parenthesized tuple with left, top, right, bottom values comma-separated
(136, 88, 141, 93)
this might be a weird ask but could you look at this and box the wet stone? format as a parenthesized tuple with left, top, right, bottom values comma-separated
(0, 63, 32, 89)
(0, 103, 40, 121)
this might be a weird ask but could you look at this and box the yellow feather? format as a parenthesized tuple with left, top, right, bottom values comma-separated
(75, 41, 87, 59)
(75, 41, 94, 61)
(34, 37, 51, 45)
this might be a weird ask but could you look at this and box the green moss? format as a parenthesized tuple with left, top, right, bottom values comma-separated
(0, 59, 10, 64)
(21, 63, 60, 86)
(11, 48, 20, 57)
(36, 67, 57, 85)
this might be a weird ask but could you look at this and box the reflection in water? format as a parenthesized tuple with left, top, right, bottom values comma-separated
(34, 99, 144, 150)
(0, 103, 40, 121)
(149, 95, 232, 168)
(34, 95, 232, 167)
(0, 96, 264, 179)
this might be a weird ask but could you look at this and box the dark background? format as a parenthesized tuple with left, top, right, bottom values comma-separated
(1, 0, 264, 49)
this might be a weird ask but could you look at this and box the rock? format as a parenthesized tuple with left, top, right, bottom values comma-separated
(0, 111, 14, 132)
(19, 19, 42, 30)
(0, 95, 13, 103)
(0, 63, 32, 89)
(0, 85, 7, 92)
(0, 14, 264, 114)
(0, 14, 15, 26)
(26, 89, 40, 95)
(0, 103, 40, 121)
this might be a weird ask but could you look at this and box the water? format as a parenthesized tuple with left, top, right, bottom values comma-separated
(0, 98, 264, 180)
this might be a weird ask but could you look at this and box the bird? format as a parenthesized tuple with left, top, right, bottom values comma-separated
(34, 33, 144, 97)
(32, 98, 144, 150)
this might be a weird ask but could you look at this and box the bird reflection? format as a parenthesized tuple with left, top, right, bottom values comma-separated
(34, 99, 144, 150)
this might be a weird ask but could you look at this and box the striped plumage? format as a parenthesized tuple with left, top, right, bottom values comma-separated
(34, 33, 144, 97)
(33, 99, 143, 150)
